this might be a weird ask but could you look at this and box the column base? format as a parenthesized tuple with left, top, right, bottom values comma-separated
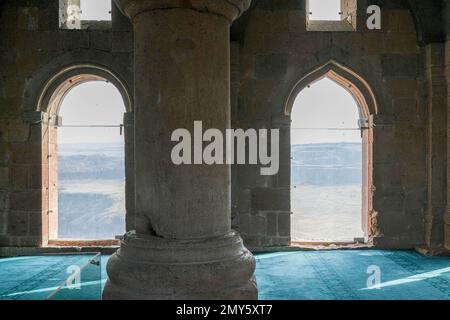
(103, 231, 258, 300)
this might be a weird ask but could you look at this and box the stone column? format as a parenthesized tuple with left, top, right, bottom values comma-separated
(230, 41, 240, 230)
(104, 0, 257, 299)
(424, 43, 447, 251)
(123, 112, 135, 232)
(444, 0, 450, 250)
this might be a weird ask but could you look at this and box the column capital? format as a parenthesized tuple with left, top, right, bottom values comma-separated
(114, 0, 251, 22)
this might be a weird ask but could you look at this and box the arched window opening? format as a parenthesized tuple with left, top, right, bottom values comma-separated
(49, 81, 126, 240)
(290, 77, 364, 243)
(306, 0, 357, 31)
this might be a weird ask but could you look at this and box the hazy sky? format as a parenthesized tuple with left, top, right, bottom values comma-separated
(291, 77, 361, 145)
(58, 81, 125, 144)
(59, 78, 360, 145)
(80, 0, 111, 21)
(309, 0, 341, 20)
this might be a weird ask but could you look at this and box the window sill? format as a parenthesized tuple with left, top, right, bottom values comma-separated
(60, 20, 112, 31)
(307, 20, 355, 32)
(48, 239, 119, 247)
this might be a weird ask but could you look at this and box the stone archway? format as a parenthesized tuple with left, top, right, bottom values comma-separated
(35, 64, 134, 244)
(283, 60, 378, 241)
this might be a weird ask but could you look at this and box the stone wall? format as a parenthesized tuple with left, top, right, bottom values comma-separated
(0, 0, 448, 251)
(232, 0, 433, 249)
(424, 43, 447, 251)
(0, 0, 133, 246)
(444, 0, 450, 251)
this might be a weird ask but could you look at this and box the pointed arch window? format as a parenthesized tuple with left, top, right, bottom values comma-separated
(284, 61, 377, 244)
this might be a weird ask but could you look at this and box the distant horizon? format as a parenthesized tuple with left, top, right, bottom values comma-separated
(59, 141, 363, 146)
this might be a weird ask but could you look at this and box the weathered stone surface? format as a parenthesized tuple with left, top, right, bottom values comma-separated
(104, 0, 257, 300)
(9, 190, 42, 212)
(89, 31, 112, 52)
(104, 231, 256, 299)
(0, 167, 9, 189)
(0, 191, 9, 213)
(251, 188, 290, 212)
(112, 31, 132, 53)
(10, 165, 29, 190)
(0, 0, 448, 272)
(254, 53, 288, 79)
(381, 54, 420, 77)
(266, 211, 278, 236)
(277, 212, 291, 237)
(234, 5, 438, 251)
(7, 211, 29, 236)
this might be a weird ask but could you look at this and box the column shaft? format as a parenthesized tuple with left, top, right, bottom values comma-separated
(104, 0, 257, 300)
(133, 9, 230, 239)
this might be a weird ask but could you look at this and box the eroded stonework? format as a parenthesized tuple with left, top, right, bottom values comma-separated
(0, 0, 449, 298)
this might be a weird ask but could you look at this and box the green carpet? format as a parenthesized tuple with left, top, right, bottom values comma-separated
(255, 250, 450, 300)
(0, 254, 103, 300)
(0, 250, 449, 300)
